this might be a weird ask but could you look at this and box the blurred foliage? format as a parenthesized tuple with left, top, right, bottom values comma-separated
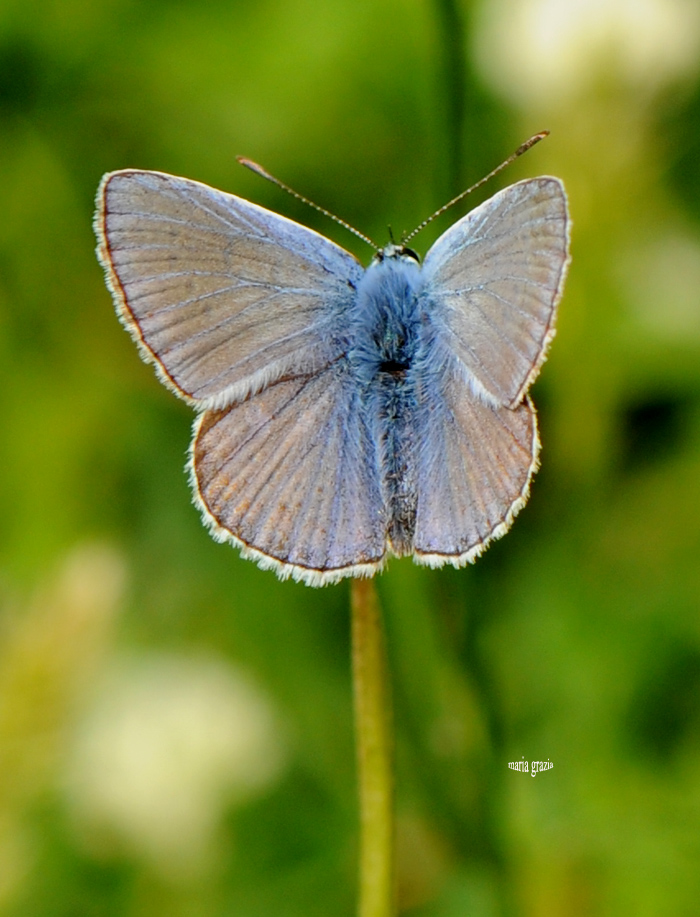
(1, 0, 700, 915)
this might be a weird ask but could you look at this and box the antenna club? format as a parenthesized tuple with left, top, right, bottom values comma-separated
(237, 157, 273, 181)
(517, 130, 549, 156)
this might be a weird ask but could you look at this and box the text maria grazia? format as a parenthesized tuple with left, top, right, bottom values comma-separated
(508, 758, 553, 776)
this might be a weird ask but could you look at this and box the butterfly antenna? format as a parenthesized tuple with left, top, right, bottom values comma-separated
(402, 131, 550, 245)
(237, 157, 380, 252)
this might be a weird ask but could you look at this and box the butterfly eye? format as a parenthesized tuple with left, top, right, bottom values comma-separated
(400, 247, 420, 263)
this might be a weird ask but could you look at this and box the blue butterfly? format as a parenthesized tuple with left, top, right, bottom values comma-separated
(95, 160, 569, 585)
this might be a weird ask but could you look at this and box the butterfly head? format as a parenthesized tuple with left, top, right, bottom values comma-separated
(373, 242, 421, 265)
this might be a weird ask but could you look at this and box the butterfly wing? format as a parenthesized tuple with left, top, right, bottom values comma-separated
(95, 170, 362, 407)
(412, 377, 539, 565)
(191, 361, 386, 585)
(422, 177, 570, 408)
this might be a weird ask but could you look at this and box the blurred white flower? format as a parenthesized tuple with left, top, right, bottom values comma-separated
(64, 653, 287, 879)
(475, 0, 700, 105)
(0, 544, 124, 907)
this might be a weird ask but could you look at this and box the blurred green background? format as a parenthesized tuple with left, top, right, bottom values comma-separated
(2, 0, 700, 914)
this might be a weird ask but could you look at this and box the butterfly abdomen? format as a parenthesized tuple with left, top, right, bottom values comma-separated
(349, 254, 429, 555)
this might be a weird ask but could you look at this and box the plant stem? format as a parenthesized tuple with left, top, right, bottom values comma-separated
(350, 578, 395, 917)
(433, 0, 466, 195)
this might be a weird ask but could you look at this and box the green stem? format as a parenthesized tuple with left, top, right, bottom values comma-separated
(351, 578, 395, 917)
(433, 0, 467, 196)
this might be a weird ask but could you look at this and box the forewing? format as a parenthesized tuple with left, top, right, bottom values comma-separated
(96, 170, 362, 407)
(412, 377, 539, 565)
(422, 178, 570, 407)
(192, 361, 386, 585)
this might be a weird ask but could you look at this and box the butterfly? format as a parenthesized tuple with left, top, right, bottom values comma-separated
(95, 157, 570, 586)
